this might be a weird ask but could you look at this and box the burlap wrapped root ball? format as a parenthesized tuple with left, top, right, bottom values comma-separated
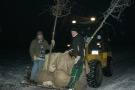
(53, 69, 71, 88)
(37, 53, 75, 88)
(42, 53, 75, 73)
(36, 70, 54, 85)
(42, 53, 60, 72)
(56, 53, 74, 74)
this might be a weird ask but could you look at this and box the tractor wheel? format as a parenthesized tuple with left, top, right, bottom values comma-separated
(103, 56, 113, 77)
(87, 60, 102, 88)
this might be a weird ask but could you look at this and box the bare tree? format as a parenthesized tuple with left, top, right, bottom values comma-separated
(85, 0, 132, 48)
(47, 0, 72, 70)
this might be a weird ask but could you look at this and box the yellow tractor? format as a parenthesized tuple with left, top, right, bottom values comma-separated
(71, 20, 113, 88)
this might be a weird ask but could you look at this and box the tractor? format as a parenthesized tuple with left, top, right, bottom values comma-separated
(71, 19, 113, 88)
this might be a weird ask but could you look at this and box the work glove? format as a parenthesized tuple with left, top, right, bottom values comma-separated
(33, 55, 38, 61)
(74, 56, 81, 64)
(51, 40, 55, 46)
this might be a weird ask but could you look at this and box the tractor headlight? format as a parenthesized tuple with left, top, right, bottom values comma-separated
(67, 44, 71, 47)
(92, 50, 99, 55)
(97, 42, 101, 46)
(72, 20, 77, 24)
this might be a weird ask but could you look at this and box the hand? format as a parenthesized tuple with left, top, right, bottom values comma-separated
(33, 55, 38, 61)
(51, 40, 55, 46)
(74, 56, 81, 64)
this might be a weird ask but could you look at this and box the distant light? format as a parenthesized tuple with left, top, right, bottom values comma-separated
(72, 20, 77, 24)
(90, 17, 96, 21)
(67, 44, 71, 47)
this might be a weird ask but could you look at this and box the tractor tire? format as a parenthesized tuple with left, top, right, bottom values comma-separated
(87, 60, 102, 88)
(103, 56, 113, 77)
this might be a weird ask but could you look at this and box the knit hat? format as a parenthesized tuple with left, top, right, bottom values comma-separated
(71, 27, 78, 32)
(37, 31, 43, 36)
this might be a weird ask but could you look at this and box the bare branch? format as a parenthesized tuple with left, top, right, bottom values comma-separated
(51, 0, 72, 17)
(85, 0, 132, 48)
(38, 8, 50, 15)
(48, 0, 72, 70)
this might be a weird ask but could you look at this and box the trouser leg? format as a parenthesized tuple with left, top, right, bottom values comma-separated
(30, 61, 38, 81)
(68, 64, 83, 88)
(37, 60, 43, 73)
(75, 69, 87, 90)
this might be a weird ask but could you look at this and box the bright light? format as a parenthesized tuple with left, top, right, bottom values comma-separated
(97, 42, 101, 46)
(72, 20, 76, 24)
(92, 50, 99, 55)
(90, 17, 96, 21)
(67, 44, 71, 47)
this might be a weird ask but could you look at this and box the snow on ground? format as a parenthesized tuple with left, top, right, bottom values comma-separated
(0, 51, 33, 90)
(0, 51, 56, 90)
(0, 45, 135, 90)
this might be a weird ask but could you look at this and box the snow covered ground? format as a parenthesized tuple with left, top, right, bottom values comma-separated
(0, 51, 33, 90)
(0, 44, 135, 90)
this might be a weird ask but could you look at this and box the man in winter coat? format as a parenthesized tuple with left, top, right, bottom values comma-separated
(29, 31, 55, 84)
(65, 27, 86, 89)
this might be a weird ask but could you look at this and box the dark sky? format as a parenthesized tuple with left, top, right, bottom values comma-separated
(0, 0, 135, 50)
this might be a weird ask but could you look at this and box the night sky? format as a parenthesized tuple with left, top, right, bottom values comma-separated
(0, 0, 135, 51)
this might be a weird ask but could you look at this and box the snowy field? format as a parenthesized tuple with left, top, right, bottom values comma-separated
(0, 44, 135, 90)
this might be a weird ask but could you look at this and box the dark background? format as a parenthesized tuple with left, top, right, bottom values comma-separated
(0, 0, 135, 51)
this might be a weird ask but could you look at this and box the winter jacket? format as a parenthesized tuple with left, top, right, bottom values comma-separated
(71, 34, 85, 57)
(70, 34, 85, 68)
(29, 39, 52, 61)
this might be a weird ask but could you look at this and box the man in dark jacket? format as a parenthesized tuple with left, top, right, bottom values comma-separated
(66, 27, 85, 89)
(29, 31, 55, 84)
